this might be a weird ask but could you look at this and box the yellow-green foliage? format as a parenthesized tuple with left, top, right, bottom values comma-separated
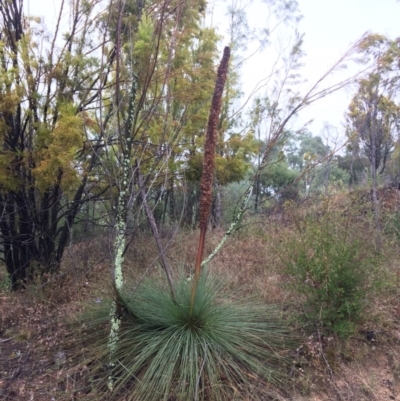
(0, 151, 20, 191)
(186, 132, 258, 184)
(33, 103, 84, 191)
(0, 91, 20, 117)
(132, 13, 154, 61)
(0, 78, 23, 191)
(124, 5, 221, 180)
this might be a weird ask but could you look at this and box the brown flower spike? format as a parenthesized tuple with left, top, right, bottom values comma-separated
(190, 46, 230, 309)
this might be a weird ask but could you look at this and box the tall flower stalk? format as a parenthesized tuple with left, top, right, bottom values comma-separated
(190, 46, 230, 311)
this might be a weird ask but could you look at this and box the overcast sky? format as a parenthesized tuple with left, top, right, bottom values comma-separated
(296, 0, 400, 137)
(245, 0, 400, 140)
(26, 0, 400, 141)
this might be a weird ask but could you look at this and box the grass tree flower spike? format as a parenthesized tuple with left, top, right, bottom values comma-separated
(190, 46, 230, 310)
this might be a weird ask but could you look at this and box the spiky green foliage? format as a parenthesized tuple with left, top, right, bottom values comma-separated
(77, 274, 293, 401)
(277, 201, 380, 337)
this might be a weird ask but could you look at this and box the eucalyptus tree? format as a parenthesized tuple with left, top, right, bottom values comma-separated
(346, 76, 400, 180)
(0, 0, 115, 288)
(346, 34, 400, 241)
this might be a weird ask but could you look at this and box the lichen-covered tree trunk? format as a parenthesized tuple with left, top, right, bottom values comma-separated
(107, 81, 137, 388)
(202, 182, 253, 268)
(107, 156, 130, 390)
(107, 3, 139, 383)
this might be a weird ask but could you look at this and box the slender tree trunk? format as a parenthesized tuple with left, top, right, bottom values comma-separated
(107, 161, 129, 390)
(369, 92, 382, 250)
(137, 167, 175, 296)
(350, 149, 356, 186)
(370, 130, 382, 250)
(255, 128, 261, 212)
(107, 138, 136, 388)
(107, 0, 139, 385)
(183, 184, 196, 227)
(169, 184, 175, 222)
(202, 181, 253, 268)
(162, 189, 169, 225)
(255, 175, 260, 212)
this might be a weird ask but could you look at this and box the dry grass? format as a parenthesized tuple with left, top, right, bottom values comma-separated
(1, 195, 400, 400)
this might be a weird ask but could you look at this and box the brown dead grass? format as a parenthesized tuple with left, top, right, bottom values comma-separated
(1, 197, 400, 400)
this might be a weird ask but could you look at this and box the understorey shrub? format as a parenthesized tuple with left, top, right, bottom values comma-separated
(276, 201, 380, 337)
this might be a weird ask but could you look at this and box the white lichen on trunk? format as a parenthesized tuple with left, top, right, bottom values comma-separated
(107, 71, 138, 390)
(107, 305, 122, 390)
(107, 159, 130, 391)
(202, 183, 253, 269)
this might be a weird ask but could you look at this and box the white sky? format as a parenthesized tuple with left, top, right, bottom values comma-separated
(26, 0, 400, 141)
(296, 0, 400, 137)
(233, 0, 400, 140)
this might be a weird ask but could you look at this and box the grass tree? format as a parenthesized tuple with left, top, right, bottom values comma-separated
(76, 44, 295, 401)
(73, 3, 381, 400)
(106, 0, 217, 390)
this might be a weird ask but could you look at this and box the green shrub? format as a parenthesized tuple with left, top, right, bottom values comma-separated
(277, 204, 379, 337)
(76, 273, 294, 400)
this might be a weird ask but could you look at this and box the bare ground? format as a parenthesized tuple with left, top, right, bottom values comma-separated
(0, 224, 400, 401)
